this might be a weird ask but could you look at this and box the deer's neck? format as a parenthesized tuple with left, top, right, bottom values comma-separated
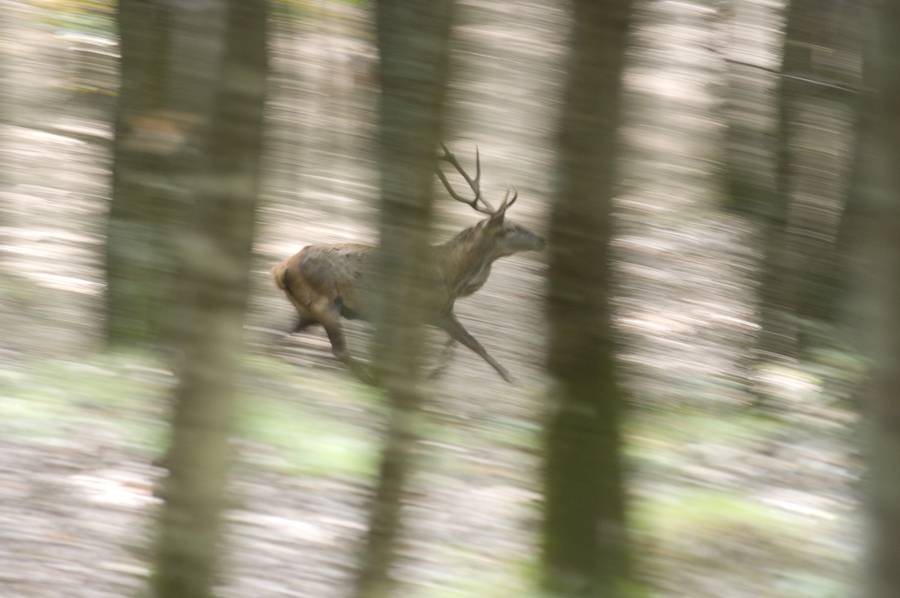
(435, 227, 497, 299)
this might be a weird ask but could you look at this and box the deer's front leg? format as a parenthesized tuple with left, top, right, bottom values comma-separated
(435, 312, 513, 383)
(428, 337, 457, 380)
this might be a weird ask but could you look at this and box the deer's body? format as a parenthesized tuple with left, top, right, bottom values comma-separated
(273, 243, 373, 322)
(273, 145, 545, 383)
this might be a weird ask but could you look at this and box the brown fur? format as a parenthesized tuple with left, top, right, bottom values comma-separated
(275, 145, 545, 383)
(273, 209, 544, 383)
(272, 242, 373, 322)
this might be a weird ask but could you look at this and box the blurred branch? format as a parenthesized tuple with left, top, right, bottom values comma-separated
(706, 45, 862, 95)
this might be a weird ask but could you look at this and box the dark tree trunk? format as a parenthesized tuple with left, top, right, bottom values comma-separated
(543, 1, 637, 597)
(148, 0, 266, 597)
(351, 1, 454, 598)
(107, 0, 228, 348)
(755, 0, 815, 362)
(107, 0, 177, 348)
(756, 0, 860, 367)
(718, 0, 777, 218)
(860, 2, 900, 597)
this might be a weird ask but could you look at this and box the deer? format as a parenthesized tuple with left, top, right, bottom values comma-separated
(272, 144, 545, 383)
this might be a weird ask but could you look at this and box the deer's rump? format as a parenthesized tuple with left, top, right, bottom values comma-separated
(273, 243, 375, 319)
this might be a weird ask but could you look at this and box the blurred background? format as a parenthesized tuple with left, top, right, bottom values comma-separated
(0, 0, 872, 597)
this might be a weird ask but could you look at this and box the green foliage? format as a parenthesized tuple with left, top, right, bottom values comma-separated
(634, 488, 794, 537)
(628, 409, 856, 597)
(633, 489, 815, 594)
(773, 573, 849, 598)
(627, 406, 788, 477)
(235, 355, 381, 479)
(0, 351, 381, 480)
(39, 0, 116, 36)
(275, 0, 371, 10)
(412, 547, 537, 598)
(0, 352, 171, 451)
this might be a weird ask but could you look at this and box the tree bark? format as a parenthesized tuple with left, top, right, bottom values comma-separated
(106, 0, 175, 347)
(718, 0, 777, 218)
(107, 0, 228, 349)
(148, 0, 266, 597)
(755, 0, 816, 363)
(543, 1, 638, 597)
(860, 2, 900, 597)
(351, 2, 454, 598)
(756, 0, 859, 366)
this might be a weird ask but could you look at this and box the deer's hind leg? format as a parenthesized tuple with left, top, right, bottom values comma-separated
(291, 314, 318, 334)
(316, 302, 372, 384)
(283, 289, 321, 334)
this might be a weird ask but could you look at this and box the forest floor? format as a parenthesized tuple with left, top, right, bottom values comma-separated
(0, 0, 862, 597)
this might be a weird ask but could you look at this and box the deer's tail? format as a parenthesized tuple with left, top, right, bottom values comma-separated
(271, 260, 291, 294)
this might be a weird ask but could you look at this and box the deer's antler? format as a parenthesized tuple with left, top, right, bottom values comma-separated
(495, 185, 518, 218)
(436, 143, 496, 214)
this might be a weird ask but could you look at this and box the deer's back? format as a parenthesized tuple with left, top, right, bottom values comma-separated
(273, 243, 375, 315)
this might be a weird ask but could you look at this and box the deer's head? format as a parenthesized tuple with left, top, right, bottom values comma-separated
(437, 143, 545, 259)
(475, 190, 545, 258)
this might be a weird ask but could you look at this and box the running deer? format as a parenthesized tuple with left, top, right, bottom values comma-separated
(272, 144, 545, 383)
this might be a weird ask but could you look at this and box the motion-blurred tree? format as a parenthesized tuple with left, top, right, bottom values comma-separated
(756, 0, 826, 363)
(106, 0, 171, 347)
(543, 1, 639, 597)
(718, 0, 777, 218)
(351, 1, 454, 598)
(858, 2, 900, 596)
(107, 0, 225, 348)
(148, 0, 266, 596)
(0, 10, 5, 230)
(755, 0, 860, 370)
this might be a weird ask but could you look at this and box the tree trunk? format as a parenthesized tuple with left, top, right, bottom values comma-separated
(107, 0, 228, 349)
(718, 0, 777, 218)
(149, 0, 266, 597)
(754, 0, 815, 363)
(351, 2, 454, 598)
(543, 1, 637, 597)
(756, 0, 859, 366)
(106, 0, 177, 347)
(860, 2, 900, 597)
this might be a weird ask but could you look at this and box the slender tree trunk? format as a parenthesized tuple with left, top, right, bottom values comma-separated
(149, 1, 266, 597)
(106, 0, 175, 347)
(861, 2, 900, 597)
(755, 0, 815, 363)
(718, 0, 776, 217)
(543, 1, 637, 597)
(351, 2, 454, 598)
(108, 0, 227, 349)
(756, 0, 859, 367)
(815, 0, 866, 335)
